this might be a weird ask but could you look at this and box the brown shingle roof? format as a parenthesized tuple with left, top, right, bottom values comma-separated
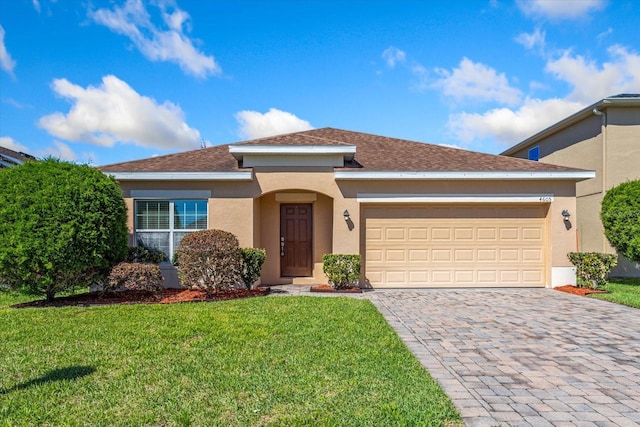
(99, 128, 584, 173)
(0, 146, 36, 168)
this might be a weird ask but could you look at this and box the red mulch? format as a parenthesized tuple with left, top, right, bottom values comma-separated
(11, 287, 271, 308)
(554, 285, 608, 296)
(310, 284, 363, 293)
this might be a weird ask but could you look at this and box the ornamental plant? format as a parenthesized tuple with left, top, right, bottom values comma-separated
(567, 252, 618, 290)
(175, 229, 243, 295)
(601, 179, 640, 263)
(240, 248, 266, 289)
(322, 254, 361, 290)
(0, 158, 128, 301)
(126, 244, 167, 264)
(106, 262, 164, 295)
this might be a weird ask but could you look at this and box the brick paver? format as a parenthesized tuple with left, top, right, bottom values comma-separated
(269, 286, 640, 426)
(366, 288, 640, 426)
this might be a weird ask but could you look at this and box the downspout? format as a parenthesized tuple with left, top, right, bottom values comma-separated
(593, 108, 607, 251)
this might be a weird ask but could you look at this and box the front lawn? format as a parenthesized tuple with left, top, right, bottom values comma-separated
(0, 293, 461, 426)
(589, 277, 640, 309)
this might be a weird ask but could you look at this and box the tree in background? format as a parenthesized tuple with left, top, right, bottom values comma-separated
(0, 158, 128, 300)
(601, 179, 640, 263)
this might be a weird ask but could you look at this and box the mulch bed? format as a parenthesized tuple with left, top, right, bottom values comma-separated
(554, 285, 608, 296)
(310, 284, 363, 293)
(11, 287, 271, 308)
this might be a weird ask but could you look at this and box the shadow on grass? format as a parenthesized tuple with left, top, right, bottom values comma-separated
(0, 365, 96, 394)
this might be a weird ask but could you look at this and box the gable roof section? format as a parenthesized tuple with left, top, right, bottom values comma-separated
(501, 94, 640, 156)
(100, 128, 592, 180)
(0, 146, 36, 168)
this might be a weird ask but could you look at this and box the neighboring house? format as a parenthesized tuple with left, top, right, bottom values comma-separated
(502, 94, 640, 277)
(0, 146, 35, 169)
(100, 128, 593, 288)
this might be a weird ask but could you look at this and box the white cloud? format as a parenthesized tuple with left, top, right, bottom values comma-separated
(235, 108, 313, 140)
(0, 26, 17, 76)
(40, 141, 78, 162)
(515, 27, 546, 51)
(90, 0, 220, 78)
(382, 46, 406, 68)
(432, 57, 522, 106)
(448, 97, 585, 145)
(33, 0, 41, 13)
(545, 45, 640, 103)
(0, 136, 29, 153)
(38, 75, 201, 150)
(517, 0, 605, 20)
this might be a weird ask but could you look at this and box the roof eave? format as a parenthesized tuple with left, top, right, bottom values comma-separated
(106, 171, 253, 181)
(334, 171, 595, 181)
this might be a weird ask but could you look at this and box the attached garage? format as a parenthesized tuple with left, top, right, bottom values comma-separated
(363, 204, 548, 288)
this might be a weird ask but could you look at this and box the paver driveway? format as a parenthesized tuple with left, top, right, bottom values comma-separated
(367, 288, 640, 427)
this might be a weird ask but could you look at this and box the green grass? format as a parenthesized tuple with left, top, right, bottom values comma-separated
(0, 292, 461, 426)
(589, 277, 640, 309)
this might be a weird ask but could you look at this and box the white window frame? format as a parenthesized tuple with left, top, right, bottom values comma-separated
(134, 199, 209, 262)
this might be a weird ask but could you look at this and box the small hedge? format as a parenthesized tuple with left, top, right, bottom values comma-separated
(240, 248, 266, 289)
(322, 254, 361, 290)
(568, 252, 618, 289)
(106, 262, 164, 294)
(175, 229, 243, 295)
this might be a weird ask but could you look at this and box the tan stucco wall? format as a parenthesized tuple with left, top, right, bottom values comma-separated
(117, 174, 579, 287)
(509, 107, 640, 264)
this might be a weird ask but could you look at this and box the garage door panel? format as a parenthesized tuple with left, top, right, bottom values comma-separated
(499, 228, 519, 240)
(454, 249, 474, 262)
(454, 228, 474, 240)
(408, 228, 429, 240)
(365, 206, 546, 288)
(523, 248, 543, 261)
(432, 228, 452, 240)
(432, 249, 452, 262)
(385, 228, 405, 240)
(499, 248, 520, 261)
(385, 249, 406, 262)
(409, 249, 428, 261)
(477, 249, 498, 262)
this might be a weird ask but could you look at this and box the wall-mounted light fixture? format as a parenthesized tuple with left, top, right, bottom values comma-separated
(562, 209, 571, 221)
(343, 210, 350, 222)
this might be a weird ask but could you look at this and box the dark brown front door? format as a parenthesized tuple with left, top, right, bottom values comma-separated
(280, 204, 313, 277)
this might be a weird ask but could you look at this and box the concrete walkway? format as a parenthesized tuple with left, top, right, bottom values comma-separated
(269, 286, 640, 426)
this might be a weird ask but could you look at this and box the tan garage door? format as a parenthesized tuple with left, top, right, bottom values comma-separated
(364, 205, 547, 288)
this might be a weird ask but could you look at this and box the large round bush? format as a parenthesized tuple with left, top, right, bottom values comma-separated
(600, 179, 640, 263)
(0, 158, 128, 300)
(175, 229, 243, 295)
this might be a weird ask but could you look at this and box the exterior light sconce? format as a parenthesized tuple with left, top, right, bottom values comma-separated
(562, 210, 571, 221)
(343, 210, 350, 222)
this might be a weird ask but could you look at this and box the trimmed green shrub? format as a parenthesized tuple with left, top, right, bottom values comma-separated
(175, 229, 243, 295)
(126, 244, 167, 264)
(568, 252, 618, 289)
(0, 158, 128, 301)
(601, 179, 640, 263)
(240, 248, 266, 289)
(322, 254, 361, 290)
(106, 262, 164, 295)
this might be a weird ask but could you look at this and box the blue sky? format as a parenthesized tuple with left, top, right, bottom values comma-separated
(1, 0, 639, 166)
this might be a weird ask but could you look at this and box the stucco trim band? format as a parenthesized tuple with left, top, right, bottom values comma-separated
(357, 194, 555, 203)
